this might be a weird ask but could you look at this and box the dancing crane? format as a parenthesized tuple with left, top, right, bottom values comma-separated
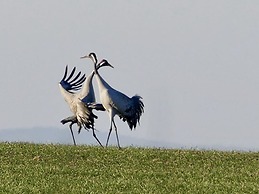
(59, 65, 104, 146)
(81, 53, 144, 148)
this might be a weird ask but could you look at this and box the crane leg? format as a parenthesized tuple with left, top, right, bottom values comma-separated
(92, 128, 103, 147)
(113, 120, 121, 149)
(106, 121, 113, 147)
(78, 125, 82, 134)
(69, 124, 77, 146)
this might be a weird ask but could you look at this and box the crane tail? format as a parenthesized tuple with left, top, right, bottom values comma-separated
(121, 95, 144, 130)
(77, 100, 99, 131)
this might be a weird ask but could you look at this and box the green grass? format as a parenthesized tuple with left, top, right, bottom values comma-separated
(0, 142, 258, 193)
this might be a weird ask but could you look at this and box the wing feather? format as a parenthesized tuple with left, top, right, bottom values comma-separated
(117, 95, 144, 130)
(60, 65, 86, 93)
(76, 99, 98, 130)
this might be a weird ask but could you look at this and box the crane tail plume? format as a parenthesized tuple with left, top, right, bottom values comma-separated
(76, 99, 99, 131)
(120, 95, 144, 130)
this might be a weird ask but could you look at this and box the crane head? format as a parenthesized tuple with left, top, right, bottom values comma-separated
(80, 52, 98, 64)
(98, 59, 114, 69)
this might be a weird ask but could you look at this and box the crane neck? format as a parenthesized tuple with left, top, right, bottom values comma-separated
(79, 71, 95, 98)
(94, 71, 113, 92)
(94, 61, 99, 75)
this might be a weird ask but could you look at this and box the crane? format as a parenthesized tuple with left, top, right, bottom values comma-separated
(59, 65, 105, 146)
(81, 53, 144, 148)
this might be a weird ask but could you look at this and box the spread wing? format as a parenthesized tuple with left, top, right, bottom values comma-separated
(60, 65, 86, 93)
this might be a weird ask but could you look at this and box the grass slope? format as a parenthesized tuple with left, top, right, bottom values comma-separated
(0, 142, 258, 193)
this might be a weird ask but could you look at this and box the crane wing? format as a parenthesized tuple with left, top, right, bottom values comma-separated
(60, 65, 86, 93)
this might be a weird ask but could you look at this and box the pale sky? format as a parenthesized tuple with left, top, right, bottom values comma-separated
(1, 1, 259, 151)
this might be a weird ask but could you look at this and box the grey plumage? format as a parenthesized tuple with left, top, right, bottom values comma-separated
(59, 65, 103, 146)
(81, 53, 144, 148)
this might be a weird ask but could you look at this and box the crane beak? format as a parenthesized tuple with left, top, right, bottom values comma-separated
(80, 55, 89, 59)
(104, 62, 114, 68)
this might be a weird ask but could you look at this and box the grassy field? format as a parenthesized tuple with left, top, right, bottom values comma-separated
(0, 142, 258, 193)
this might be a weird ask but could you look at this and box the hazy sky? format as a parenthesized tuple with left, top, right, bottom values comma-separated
(1, 1, 259, 151)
